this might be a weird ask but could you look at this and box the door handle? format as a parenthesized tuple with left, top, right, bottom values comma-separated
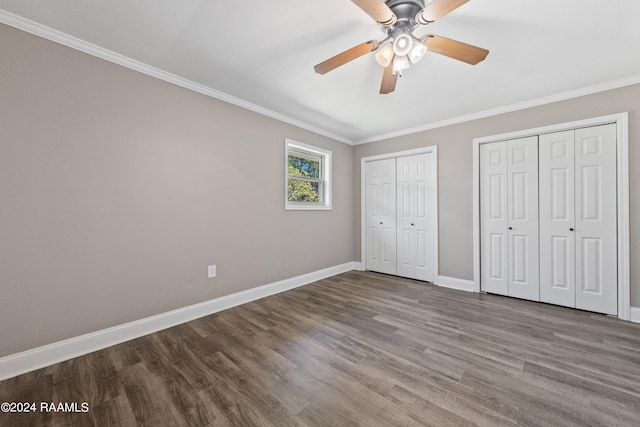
(380, 222, 383, 225)
(411, 223, 415, 226)
(508, 227, 513, 230)
(569, 228, 574, 231)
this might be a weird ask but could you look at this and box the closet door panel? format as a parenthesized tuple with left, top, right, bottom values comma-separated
(396, 153, 435, 281)
(365, 159, 396, 275)
(416, 152, 436, 282)
(539, 131, 576, 308)
(574, 124, 617, 315)
(507, 136, 539, 301)
(480, 142, 508, 295)
(397, 158, 415, 278)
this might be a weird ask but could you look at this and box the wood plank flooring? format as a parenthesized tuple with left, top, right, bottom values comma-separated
(1, 271, 640, 426)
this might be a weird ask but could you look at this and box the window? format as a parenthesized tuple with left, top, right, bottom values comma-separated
(285, 139, 332, 210)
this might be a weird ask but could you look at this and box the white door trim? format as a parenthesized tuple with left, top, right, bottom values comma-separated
(473, 113, 630, 320)
(361, 145, 439, 281)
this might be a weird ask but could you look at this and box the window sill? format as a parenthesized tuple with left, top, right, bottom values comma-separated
(285, 204, 332, 211)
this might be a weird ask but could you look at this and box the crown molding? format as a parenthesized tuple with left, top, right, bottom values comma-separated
(3, 9, 640, 147)
(354, 74, 640, 145)
(0, 10, 354, 145)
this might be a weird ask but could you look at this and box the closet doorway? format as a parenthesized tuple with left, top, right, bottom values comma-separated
(473, 113, 630, 319)
(361, 146, 438, 282)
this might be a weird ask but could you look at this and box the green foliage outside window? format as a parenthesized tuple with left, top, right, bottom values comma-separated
(288, 154, 319, 178)
(288, 154, 321, 202)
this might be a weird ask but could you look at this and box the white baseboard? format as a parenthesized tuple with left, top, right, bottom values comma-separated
(352, 261, 364, 271)
(630, 307, 640, 324)
(435, 275, 476, 293)
(0, 261, 359, 381)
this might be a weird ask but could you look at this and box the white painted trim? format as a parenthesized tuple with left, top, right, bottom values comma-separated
(0, 262, 359, 381)
(472, 113, 631, 319)
(360, 145, 439, 281)
(352, 262, 365, 271)
(473, 113, 626, 144)
(360, 146, 441, 162)
(435, 276, 475, 293)
(432, 146, 439, 280)
(472, 140, 481, 293)
(616, 113, 631, 321)
(0, 10, 352, 146)
(361, 159, 367, 268)
(354, 76, 640, 145)
(630, 307, 640, 324)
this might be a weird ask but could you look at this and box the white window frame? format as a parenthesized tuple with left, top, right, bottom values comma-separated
(285, 139, 332, 210)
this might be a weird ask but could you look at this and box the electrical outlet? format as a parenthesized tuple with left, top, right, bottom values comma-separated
(208, 265, 216, 278)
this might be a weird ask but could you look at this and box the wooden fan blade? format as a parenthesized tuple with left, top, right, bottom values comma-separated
(314, 40, 379, 75)
(416, 0, 469, 24)
(424, 35, 489, 65)
(380, 62, 397, 94)
(352, 0, 397, 26)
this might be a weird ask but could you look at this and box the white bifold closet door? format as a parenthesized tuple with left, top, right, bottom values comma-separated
(365, 152, 436, 281)
(539, 124, 617, 315)
(365, 158, 396, 275)
(539, 130, 576, 307)
(480, 141, 508, 294)
(480, 136, 539, 301)
(396, 153, 436, 282)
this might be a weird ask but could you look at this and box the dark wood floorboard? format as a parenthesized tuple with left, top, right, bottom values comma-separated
(2, 271, 640, 426)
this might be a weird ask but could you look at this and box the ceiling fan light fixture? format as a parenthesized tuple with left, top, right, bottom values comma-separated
(392, 54, 410, 75)
(375, 43, 395, 68)
(392, 33, 413, 56)
(408, 41, 428, 64)
(314, 0, 487, 94)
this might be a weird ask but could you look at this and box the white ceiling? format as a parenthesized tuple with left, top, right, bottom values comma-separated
(1, 0, 640, 144)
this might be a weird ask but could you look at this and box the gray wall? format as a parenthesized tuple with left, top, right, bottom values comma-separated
(354, 83, 640, 307)
(0, 24, 354, 357)
(2, 22, 639, 359)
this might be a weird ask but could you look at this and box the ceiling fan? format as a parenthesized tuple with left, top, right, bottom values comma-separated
(314, 0, 489, 94)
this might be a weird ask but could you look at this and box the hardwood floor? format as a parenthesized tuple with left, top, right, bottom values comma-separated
(2, 271, 640, 426)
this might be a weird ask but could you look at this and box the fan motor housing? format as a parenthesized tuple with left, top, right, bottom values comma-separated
(385, 0, 424, 20)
